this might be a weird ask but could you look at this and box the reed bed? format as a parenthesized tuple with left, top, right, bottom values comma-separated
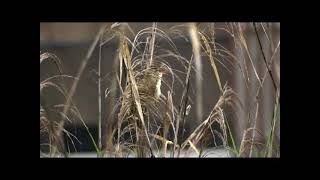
(40, 22, 280, 158)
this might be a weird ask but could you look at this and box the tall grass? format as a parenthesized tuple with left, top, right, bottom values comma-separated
(40, 22, 280, 158)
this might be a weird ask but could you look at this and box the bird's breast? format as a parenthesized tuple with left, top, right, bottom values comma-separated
(155, 79, 162, 99)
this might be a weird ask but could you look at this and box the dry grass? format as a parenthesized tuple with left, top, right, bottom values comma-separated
(40, 22, 280, 158)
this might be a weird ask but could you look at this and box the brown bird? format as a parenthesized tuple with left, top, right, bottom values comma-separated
(117, 62, 168, 157)
(136, 62, 167, 99)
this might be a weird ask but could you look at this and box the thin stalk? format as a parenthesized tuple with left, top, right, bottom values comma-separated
(249, 103, 259, 157)
(62, 25, 105, 121)
(149, 22, 157, 66)
(189, 23, 203, 125)
(180, 54, 193, 141)
(253, 23, 277, 91)
(225, 118, 238, 157)
(60, 25, 106, 156)
(265, 90, 280, 157)
(98, 34, 103, 153)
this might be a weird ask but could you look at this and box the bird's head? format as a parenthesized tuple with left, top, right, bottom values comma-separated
(159, 65, 168, 77)
(149, 62, 169, 78)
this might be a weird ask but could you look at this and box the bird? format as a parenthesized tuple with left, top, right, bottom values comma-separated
(136, 62, 167, 99)
(117, 62, 168, 157)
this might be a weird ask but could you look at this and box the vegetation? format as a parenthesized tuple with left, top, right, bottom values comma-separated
(40, 22, 280, 158)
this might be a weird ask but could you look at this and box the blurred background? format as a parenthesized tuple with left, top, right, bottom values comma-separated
(40, 22, 280, 155)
